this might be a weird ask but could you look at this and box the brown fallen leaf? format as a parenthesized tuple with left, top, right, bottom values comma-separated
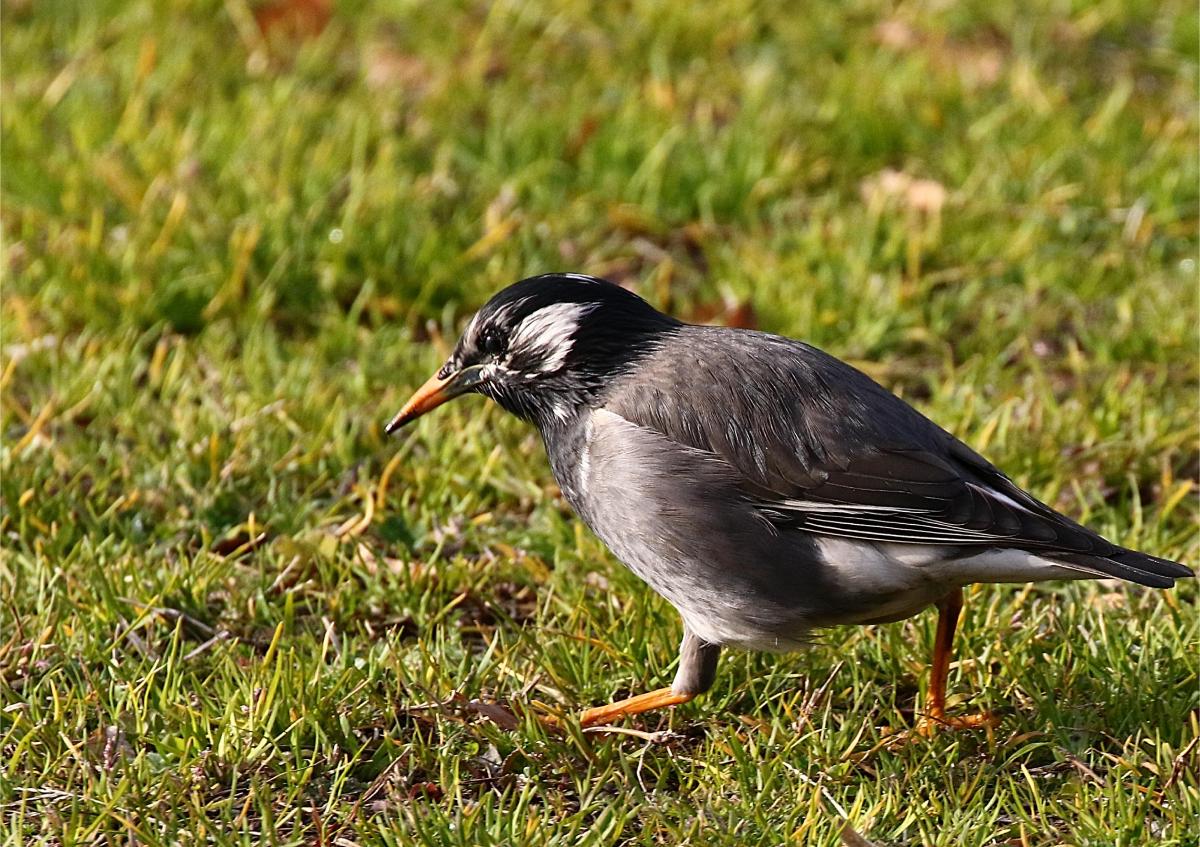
(464, 698, 521, 730)
(567, 115, 599, 159)
(254, 0, 330, 40)
(873, 17, 1007, 88)
(873, 18, 919, 50)
(363, 43, 431, 94)
(860, 168, 947, 216)
(686, 293, 758, 330)
(407, 781, 444, 801)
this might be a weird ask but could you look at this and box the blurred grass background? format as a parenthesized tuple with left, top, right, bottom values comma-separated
(2, 0, 1197, 844)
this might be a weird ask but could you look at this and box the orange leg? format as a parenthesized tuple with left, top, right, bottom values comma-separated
(579, 687, 695, 727)
(917, 587, 998, 736)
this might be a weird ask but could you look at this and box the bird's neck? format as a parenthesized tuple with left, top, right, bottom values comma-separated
(498, 320, 681, 428)
(488, 378, 598, 431)
(537, 408, 592, 508)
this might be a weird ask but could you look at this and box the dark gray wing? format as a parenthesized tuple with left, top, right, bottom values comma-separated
(603, 326, 1191, 586)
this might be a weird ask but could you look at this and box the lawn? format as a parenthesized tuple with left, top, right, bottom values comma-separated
(2, 0, 1198, 844)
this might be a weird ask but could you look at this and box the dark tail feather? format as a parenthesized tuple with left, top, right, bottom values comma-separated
(1056, 548, 1194, 589)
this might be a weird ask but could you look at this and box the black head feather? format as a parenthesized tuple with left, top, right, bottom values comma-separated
(446, 274, 679, 425)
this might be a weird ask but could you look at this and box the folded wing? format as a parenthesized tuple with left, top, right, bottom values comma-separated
(604, 328, 1192, 588)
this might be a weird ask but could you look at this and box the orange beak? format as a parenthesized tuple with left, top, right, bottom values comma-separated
(385, 365, 486, 434)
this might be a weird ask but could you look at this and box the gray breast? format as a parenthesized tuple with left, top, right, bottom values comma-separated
(556, 408, 843, 651)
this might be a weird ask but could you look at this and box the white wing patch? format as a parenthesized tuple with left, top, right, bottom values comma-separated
(508, 302, 598, 372)
(775, 500, 925, 514)
(967, 482, 1032, 513)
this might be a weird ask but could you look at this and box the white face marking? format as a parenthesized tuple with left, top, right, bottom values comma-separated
(507, 302, 597, 373)
(466, 299, 522, 343)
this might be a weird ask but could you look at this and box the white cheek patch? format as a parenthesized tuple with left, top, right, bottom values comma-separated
(467, 300, 520, 343)
(508, 302, 597, 373)
(463, 310, 481, 338)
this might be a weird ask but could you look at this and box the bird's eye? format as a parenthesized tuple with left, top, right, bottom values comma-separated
(478, 326, 504, 355)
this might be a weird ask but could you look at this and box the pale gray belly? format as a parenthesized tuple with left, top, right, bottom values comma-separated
(550, 409, 1084, 652)
(557, 411, 934, 650)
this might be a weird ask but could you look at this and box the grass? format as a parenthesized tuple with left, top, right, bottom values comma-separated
(2, 0, 1198, 843)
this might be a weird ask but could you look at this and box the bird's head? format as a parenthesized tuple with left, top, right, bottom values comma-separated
(386, 273, 679, 431)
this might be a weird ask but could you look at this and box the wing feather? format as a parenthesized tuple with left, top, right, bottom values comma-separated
(603, 328, 1113, 555)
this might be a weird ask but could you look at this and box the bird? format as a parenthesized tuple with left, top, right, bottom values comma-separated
(385, 273, 1193, 733)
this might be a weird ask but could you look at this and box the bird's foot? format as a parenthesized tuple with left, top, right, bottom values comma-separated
(578, 687, 694, 727)
(464, 688, 691, 736)
(915, 708, 999, 737)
